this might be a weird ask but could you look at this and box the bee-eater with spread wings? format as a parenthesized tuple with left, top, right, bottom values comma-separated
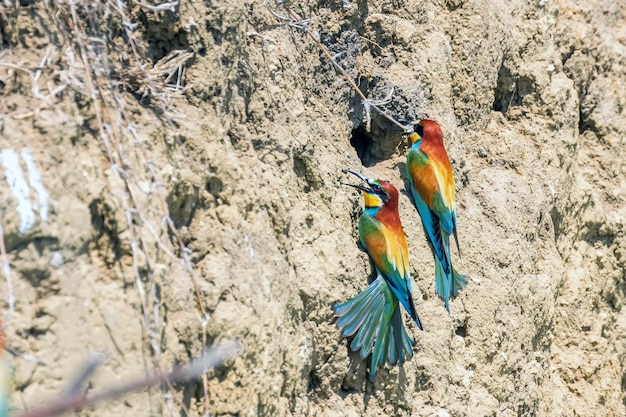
(334, 170, 422, 380)
(406, 119, 467, 312)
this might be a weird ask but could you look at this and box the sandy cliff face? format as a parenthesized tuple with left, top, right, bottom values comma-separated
(0, 0, 624, 416)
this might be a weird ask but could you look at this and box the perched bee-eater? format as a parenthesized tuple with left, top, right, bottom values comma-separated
(334, 170, 422, 380)
(406, 119, 467, 312)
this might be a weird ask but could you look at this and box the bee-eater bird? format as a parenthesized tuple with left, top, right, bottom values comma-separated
(406, 119, 467, 313)
(334, 170, 422, 380)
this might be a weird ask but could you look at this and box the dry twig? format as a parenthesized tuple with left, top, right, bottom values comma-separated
(1, 0, 214, 414)
(52, 1, 211, 413)
(14, 341, 239, 417)
(267, 3, 411, 133)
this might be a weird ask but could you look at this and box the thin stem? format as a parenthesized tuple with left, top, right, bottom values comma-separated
(278, 7, 411, 133)
(13, 341, 239, 417)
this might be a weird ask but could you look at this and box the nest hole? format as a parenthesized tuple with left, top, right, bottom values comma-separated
(350, 118, 407, 166)
(350, 125, 374, 166)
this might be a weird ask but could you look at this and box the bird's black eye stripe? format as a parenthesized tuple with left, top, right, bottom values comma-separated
(414, 124, 424, 137)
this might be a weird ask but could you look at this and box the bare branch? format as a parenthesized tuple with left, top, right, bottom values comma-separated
(267, 3, 411, 133)
(14, 341, 239, 417)
(61, 355, 105, 398)
(132, 0, 179, 12)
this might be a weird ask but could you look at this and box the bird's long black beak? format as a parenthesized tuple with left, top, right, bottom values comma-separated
(343, 169, 369, 182)
(341, 169, 374, 193)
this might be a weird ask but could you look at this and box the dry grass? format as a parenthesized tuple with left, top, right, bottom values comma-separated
(0, 0, 218, 415)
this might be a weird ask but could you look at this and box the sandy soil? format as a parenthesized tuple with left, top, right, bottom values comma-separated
(0, 0, 625, 416)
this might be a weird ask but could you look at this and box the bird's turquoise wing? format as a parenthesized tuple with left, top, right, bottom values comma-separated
(359, 213, 421, 328)
(406, 148, 451, 271)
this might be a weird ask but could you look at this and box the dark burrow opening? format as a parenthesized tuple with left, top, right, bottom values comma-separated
(349, 119, 407, 167)
(455, 324, 467, 338)
(350, 125, 374, 166)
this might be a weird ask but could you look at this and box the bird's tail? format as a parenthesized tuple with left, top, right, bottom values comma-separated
(444, 233, 467, 297)
(434, 242, 467, 313)
(451, 265, 468, 297)
(333, 275, 414, 381)
(434, 256, 451, 312)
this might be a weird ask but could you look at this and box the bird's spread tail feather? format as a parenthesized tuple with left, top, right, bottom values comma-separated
(370, 294, 414, 381)
(334, 275, 414, 381)
(451, 267, 468, 297)
(335, 278, 383, 338)
(434, 253, 468, 313)
(434, 256, 451, 312)
(388, 305, 414, 365)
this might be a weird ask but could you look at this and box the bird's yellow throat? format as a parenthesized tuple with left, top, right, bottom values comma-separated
(363, 192, 383, 208)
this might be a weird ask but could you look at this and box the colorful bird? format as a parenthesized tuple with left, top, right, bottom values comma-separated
(334, 170, 422, 380)
(405, 119, 467, 312)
